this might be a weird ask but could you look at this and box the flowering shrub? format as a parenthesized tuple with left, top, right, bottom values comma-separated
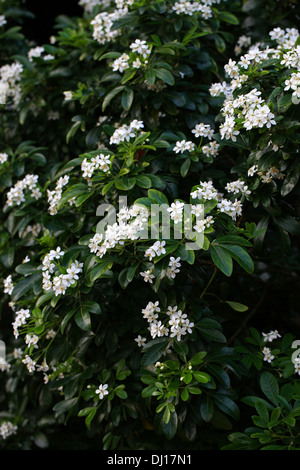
(0, 0, 300, 451)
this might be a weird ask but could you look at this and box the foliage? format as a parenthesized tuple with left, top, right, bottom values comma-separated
(0, 0, 299, 450)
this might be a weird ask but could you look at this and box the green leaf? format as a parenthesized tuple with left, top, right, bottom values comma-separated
(148, 188, 169, 205)
(225, 301, 248, 312)
(214, 394, 240, 420)
(260, 372, 279, 406)
(190, 351, 207, 365)
(11, 272, 42, 302)
(193, 371, 210, 383)
(255, 398, 269, 423)
(187, 387, 202, 395)
(83, 301, 101, 315)
(154, 68, 175, 86)
(145, 69, 156, 85)
(163, 410, 178, 439)
(142, 384, 157, 397)
(181, 388, 189, 401)
(53, 397, 78, 413)
(281, 166, 300, 196)
(90, 261, 113, 282)
(121, 87, 134, 111)
(85, 408, 97, 431)
(102, 86, 125, 111)
(75, 309, 91, 331)
(135, 175, 152, 189)
(274, 215, 300, 235)
(61, 308, 77, 334)
(210, 245, 233, 277)
(200, 394, 214, 422)
(218, 11, 239, 24)
(141, 339, 170, 366)
(219, 244, 254, 274)
(180, 158, 191, 178)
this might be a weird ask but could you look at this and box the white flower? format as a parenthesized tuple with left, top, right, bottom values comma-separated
(22, 355, 36, 373)
(248, 165, 258, 177)
(28, 46, 45, 61)
(0, 357, 11, 372)
(25, 334, 39, 349)
(167, 201, 185, 224)
(0, 15, 7, 27)
(3, 275, 14, 295)
(0, 152, 8, 164)
(294, 363, 300, 376)
(63, 91, 72, 101)
(263, 352, 274, 363)
(134, 335, 146, 347)
(140, 270, 155, 283)
(95, 383, 109, 400)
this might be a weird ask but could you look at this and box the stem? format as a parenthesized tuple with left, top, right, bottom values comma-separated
(200, 266, 217, 299)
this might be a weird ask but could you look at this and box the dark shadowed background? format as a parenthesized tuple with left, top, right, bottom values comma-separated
(22, 0, 83, 42)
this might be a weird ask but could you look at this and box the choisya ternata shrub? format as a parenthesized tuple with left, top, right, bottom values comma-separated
(0, 0, 300, 450)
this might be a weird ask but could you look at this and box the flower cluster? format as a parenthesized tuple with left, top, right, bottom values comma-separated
(0, 357, 10, 372)
(166, 256, 181, 279)
(89, 204, 149, 258)
(248, 165, 285, 184)
(145, 240, 166, 261)
(284, 72, 300, 104)
(218, 88, 276, 140)
(0, 15, 7, 27)
(0, 421, 17, 440)
(210, 27, 300, 142)
(3, 275, 14, 295)
(191, 180, 243, 221)
(193, 215, 214, 233)
(234, 34, 251, 56)
(262, 329, 282, 342)
(47, 175, 69, 215)
(22, 354, 36, 373)
(6, 174, 42, 207)
(225, 179, 251, 196)
(140, 255, 182, 284)
(79, 0, 108, 13)
(0, 152, 8, 164)
(201, 141, 219, 158)
(12, 308, 30, 339)
(141, 301, 194, 342)
(172, 0, 221, 19)
(262, 346, 274, 363)
(111, 39, 151, 72)
(109, 119, 144, 145)
(27, 46, 54, 62)
(42, 247, 83, 296)
(173, 140, 195, 154)
(167, 201, 185, 224)
(173, 122, 219, 159)
(81, 153, 112, 180)
(91, 2, 132, 45)
(191, 122, 214, 140)
(0, 62, 23, 106)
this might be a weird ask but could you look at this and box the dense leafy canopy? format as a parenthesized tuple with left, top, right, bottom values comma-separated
(0, 0, 300, 451)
